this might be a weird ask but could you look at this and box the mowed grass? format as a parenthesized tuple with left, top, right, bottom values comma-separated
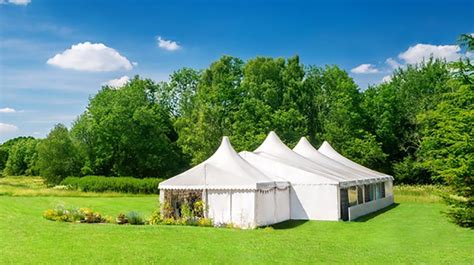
(0, 177, 473, 264)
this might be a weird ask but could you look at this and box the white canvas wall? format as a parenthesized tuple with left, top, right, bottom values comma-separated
(275, 188, 290, 223)
(208, 190, 231, 225)
(290, 184, 340, 221)
(231, 191, 256, 228)
(207, 189, 257, 228)
(255, 190, 276, 226)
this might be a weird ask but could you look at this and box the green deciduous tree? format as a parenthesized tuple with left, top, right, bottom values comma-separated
(417, 80, 473, 227)
(71, 76, 186, 178)
(362, 59, 452, 179)
(305, 65, 385, 170)
(37, 124, 83, 184)
(3, 137, 39, 176)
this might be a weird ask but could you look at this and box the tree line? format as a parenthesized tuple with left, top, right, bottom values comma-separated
(1, 34, 472, 226)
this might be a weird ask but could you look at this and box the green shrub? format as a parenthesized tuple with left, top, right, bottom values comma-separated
(443, 194, 473, 228)
(147, 209, 161, 225)
(61, 176, 163, 194)
(126, 211, 144, 225)
(116, 213, 128, 224)
(162, 201, 173, 218)
(80, 208, 108, 223)
(197, 218, 213, 227)
(193, 200, 204, 218)
(180, 203, 192, 219)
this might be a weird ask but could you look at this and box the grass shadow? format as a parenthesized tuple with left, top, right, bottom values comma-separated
(353, 203, 400, 222)
(270, 220, 309, 230)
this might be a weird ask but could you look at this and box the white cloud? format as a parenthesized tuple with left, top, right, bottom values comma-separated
(157, 36, 181, 51)
(47, 42, 134, 72)
(351, 64, 379, 74)
(0, 107, 16, 113)
(104, 76, 130, 88)
(385, 58, 402, 69)
(398, 44, 462, 64)
(0, 123, 18, 133)
(0, 0, 31, 5)
(382, 75, 392, 83)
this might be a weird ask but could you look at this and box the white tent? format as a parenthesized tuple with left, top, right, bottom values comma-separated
(316, 140, 394, 220)
(241, 132, 395, 221)
(294, 137, 388, 184)
(159, 137, 290, 228)
(319, 141, 390, 178)
(160, 132, 395, 226)
(240, 132, 352, 220)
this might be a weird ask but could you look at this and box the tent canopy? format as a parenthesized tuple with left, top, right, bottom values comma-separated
(159, 137, 287, 190)
(318, 141, 393, 181)
(252, 131, 356, 185)
(294, 137, 379, 183)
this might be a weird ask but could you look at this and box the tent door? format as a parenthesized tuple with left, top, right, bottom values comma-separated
(340, 188, 349, 221)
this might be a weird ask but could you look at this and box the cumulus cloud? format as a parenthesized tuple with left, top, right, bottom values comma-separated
(0, 0, 31, 5)
(0, 123, 18, 133)
(385, 57, 402, 69)
(47, 42, 134, 72)
(382, 75, 393, 83)
(351, 64, 379, 74)
(0, 107, 16, 113)
(398, 44, 462, 64)
(157, 36, 181, 51)
(104, 76, 130, 88)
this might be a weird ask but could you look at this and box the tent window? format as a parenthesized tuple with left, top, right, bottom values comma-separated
(357, 185, 363, 204)
(375, 183, 383, 199)
(369, 184, 376, 201)
(348, 186, 358, 206)
(340, 188, 349, 221)
(381, 182, 386, 198)
(364, 184, 371, 202)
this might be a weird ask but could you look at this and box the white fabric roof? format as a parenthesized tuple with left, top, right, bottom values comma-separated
(294, 137, 390, 184)
(159, 137, 288, 190)
(318, 141, 393, 181)
(249, 131, 360, 186)
(240, 151, 339, 185)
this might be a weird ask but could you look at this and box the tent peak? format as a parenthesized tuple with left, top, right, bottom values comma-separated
(319, 141, 335, 152)
(296, 136, 311, 145)
(294, 137, 315, 152)
(254, 131, 291, 154)
(212, 136, 238, 159)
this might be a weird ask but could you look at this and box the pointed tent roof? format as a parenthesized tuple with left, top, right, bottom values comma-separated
(252, 131, 355, 185)
(294, 137, 382, 183)
(240, 150, 340, 185)
(159, 137, 284, 190)
(318, 141, 393, 181)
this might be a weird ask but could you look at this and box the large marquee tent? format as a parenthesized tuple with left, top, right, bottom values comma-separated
(158, 137, 290, 228)
(159, 132, 394, 227)
(294, 137, 394, 220)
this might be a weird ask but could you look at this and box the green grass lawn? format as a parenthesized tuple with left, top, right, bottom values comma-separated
(0, 177, 472, 264)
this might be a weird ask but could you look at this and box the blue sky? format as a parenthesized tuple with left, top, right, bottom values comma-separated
(0, 0, 473, 142)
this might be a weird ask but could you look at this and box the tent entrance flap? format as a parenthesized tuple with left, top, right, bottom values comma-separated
(162, 189, 203, 219)
(340, 188, 349, 221)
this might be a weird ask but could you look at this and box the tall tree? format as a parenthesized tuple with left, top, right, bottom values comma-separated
(362, 59, 451, 180)
(305, 65, 386, 170)
(3, 137, 39, 176)
(71, 76, 186, 178)
(37, 124, 82, 184)
(175, 56, 244, 164)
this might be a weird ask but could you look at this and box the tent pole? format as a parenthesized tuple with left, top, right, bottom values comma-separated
(204, 164, 208, 219)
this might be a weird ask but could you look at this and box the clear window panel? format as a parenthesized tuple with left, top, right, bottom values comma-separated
(348, 186, 358, 206)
